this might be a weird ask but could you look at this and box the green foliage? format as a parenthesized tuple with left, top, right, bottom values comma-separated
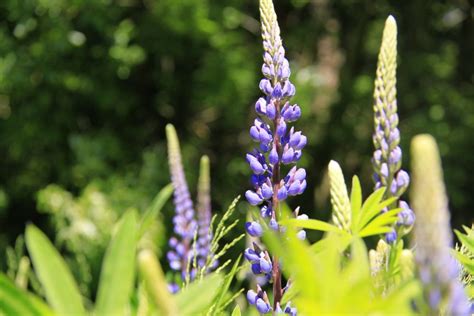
(263, 226, 420, 314)
(285, 175, 400, 239)
(454, 226, 474, 299)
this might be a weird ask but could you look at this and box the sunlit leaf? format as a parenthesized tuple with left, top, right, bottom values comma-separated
(0, 274, 54, 316)
(176, 273, 224, 315)
(95, 211, 138, 316)
(25, 225, 85, 316)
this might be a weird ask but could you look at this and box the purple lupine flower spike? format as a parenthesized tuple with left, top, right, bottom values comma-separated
(371, 16, 414, 242)
(166, 124, 198, 285)
(244, 0, 307, 313)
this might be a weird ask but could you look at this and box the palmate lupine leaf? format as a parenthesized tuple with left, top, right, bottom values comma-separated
(94, 210, 138, 316)
(284, 173, 400, 239)
(453, 226, 474, 299)
(262, 224, 419, 314)
(25, 225, 86, 316)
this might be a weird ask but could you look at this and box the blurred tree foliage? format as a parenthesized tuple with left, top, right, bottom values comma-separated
(0, 0, 473, 263)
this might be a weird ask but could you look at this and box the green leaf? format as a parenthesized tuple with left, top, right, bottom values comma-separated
(356, 188, 392, 231)
(452, 251, 474, 275)
(358, 208, 401, 237)
(138, 249, 178, 315)
(25, 225, 85, 316)
(139, 184, 173, 237)
(455, 229, 474, 253)
(212, 255, 242, 311)
(0, 273, 54, 316)
(231, 305, 241, 316)
(284, 218, 345, 234)
(95, 211, 138, 316)
(176, 273, 224, 316)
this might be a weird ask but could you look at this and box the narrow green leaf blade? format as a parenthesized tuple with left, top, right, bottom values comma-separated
(231, 305, 241, 316)
(284, 219, 345, 234)
(0, 274, 54, 316)
(25, 225, 85, 316)
(356, 188, 389, 231)
(175, 273, 224, 315)
(139, 184, 173, 237)
(95, 211, 138, 316)
(350, 176, 362, 228)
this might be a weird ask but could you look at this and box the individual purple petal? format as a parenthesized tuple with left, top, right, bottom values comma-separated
(247, 290, 258, 305)
(245, 190, 263, 205)
(246, 221, 264, 237)
(256, 298, 272, 314)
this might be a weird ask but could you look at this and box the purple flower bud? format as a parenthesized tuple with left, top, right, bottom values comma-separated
(277, 186, 288, 200)
(262, 64, 272, 78)
(247, 290, 258, 305)
(256, 298, 272, 314)
(278, 59, 290, 80)
(269, 218, 279, 231)
(272, 82, 282, 98)
(380, 163, 389, 178)
(244, 248, 260, 262)
(245, 190, 263, 205)
(282, 147, 295, 164)
(385, 230, 397, 243)
(168, 283, 180, 294)
(269, 145, 279, 165)
(287, 181, 302, 196)
(277, 118, 287, 137)
(396, 170, 410, 191)
(255, 97, 267, 115)
(259, 257, 272, 273)
(294, 168, 306, 181)
(260, 205, 272, 218)
(251, 263, 262, 274)
(282, 81, 296, 97)
(389, 146, 402, 166)
(259, 79, 273, 95)
(246, 153, 265, 174)
(246, 221, 263, 237)
(266, 102, 276, 120)
(297, 230, 306, 240)
(261, 182, 273, 200)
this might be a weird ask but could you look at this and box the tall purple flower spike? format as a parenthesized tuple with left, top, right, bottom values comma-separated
(166, 124, 198, 290)
(244, 0, 307, 314)
(371, 16, 414, 243)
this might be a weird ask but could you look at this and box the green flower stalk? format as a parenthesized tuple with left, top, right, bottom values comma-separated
(328, 160, 351, 232)
(410, 134, 470, 315)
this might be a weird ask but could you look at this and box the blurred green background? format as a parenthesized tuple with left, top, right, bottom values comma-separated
(0, 0, 473, 287)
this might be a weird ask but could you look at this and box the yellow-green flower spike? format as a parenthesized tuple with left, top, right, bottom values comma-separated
(328, 160, 351, 232)
(410, 134, 470, 315)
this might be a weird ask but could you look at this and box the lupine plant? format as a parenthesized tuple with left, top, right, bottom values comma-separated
(371, 16, 414, 244)
(244, 0, 307, 313)
(1, 1, 473, 316)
